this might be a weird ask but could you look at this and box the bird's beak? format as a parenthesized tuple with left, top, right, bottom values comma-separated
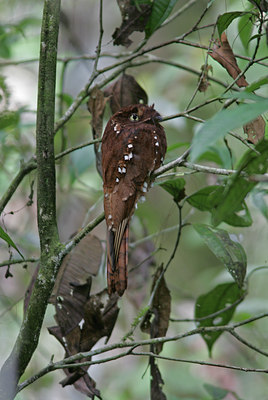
(152, 114, 162, 124)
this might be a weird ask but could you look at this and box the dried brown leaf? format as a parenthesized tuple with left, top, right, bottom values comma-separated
(104, 74, 148, 114)
(150, 357, 167, 400)
(141, 265, 171, 354)
(68, 373, 101, 399)
(48, 291, 119, 399)
(244, 115, 266, 144)
(88, 87, 109, 141)
(210, 32, 248, 88)
(112, 0, 152, 47)
(80, 293, 120, 351)
(49, 234, 102, 333)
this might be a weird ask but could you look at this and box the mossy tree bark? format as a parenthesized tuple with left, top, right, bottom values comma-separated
(0, 1, 62, 399)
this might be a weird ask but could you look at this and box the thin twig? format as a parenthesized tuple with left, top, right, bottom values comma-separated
(0, 258, 38, 268)
(0, 159, 36, 215)
(131, 351, 268, 373)
(186, 21, 217, 109)
(93, 0, 104, 73)
(55, 138, 101, 160)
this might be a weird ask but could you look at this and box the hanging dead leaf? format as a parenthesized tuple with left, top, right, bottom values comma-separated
(112, 0, 152, 47)
(209, 32, 248, 88)
(87, 87, 109, 141)
(150, 357, 167, 400)
(87, 87, 109, 177)
(244, 115, 266, 144)
(48, 291, 119, 399)
(79, 293, 120, 351)
(141, 265, 171, 354)
(50, 234, 103, 332)
(62, 371, 101, 399)
(104, 74, 148, 114)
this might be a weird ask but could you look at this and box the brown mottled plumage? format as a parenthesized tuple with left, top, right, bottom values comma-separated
(101, 104, 167, 296)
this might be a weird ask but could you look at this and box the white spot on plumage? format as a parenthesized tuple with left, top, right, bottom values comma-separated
(105, 193, 109, 198)
(122, 167, 126, 173)
(79, 318, 85, 329)
(128, 152, 133, 159)
(135, 203, 138, 209)
(124, 155, 129, 161)
(154, 135, 157, 139)
(142, 182, 148, 193)
(108, 214, 112, 220)
(155, 141, 159, 147)
(116, 177, 119, 183)
(128, 143, 133, 148)
(118, 166, 122, 173)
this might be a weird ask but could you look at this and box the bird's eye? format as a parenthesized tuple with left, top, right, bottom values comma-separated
(129, 113, 139, 122)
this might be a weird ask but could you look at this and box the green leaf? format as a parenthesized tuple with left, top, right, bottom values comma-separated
(194, 224, 247, 287)
(248, 0, 261, 7)
(195, 282, 243, 355)
(217, 12, 244, 38)
(222, 201, 252, 227)
(187, 186, 253, 227)
(186, 185, 224, 211)
(204, 383, 229, 400)
(0, 226, 24, 258)
(145, 0, 178, 38)
(212, 140, 268, 226)
(199, 144, 232, 168)
(221, 91, 266, 101)
(190, 99, 268, 162)
(245, 77, 268, 93)
(238, 13, 255, 50)
(160, 177, 186, 202)
(248, 32, 263, 43)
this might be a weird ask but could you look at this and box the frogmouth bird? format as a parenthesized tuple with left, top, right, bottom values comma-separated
(101, 104, 167, 296)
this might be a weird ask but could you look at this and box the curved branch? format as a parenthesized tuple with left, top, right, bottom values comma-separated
(0, 159, 36, 215)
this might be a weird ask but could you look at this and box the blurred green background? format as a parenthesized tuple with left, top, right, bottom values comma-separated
(0, 0, 268, 399)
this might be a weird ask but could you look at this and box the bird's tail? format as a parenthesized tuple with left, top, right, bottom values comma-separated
(107, 224, 129, 296)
